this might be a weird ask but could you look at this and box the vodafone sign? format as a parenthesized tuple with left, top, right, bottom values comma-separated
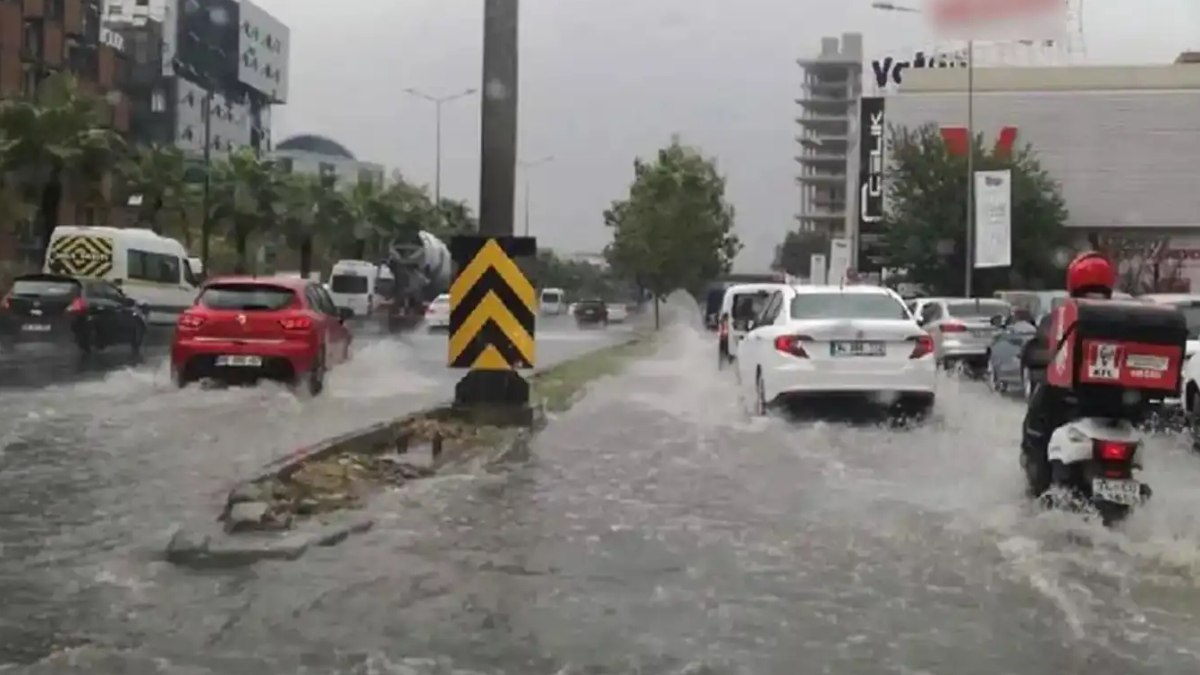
(930, 0, 1066, 40)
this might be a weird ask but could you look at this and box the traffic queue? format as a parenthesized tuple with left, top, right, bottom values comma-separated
(709, 252, 1194, 527)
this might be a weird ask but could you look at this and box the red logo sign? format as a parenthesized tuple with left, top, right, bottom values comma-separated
(940, 126, 1018, 159)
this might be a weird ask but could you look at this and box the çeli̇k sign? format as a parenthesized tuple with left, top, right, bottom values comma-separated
(857, 96, 886, 274)
(973, 169, 1011, 268)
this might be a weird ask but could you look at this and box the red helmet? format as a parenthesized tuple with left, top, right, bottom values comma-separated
(1066, 251, 1116, 297)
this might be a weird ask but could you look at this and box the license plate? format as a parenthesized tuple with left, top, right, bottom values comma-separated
(216, 355, 262, 367)
(22, 323, 51, 332)
(1092, 478, 1141, 506)
(830, 341, 885, 357)
(970, 329, 992, 338)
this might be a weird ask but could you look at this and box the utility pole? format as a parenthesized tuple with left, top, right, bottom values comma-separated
(517, 155, 554, 236)
(965, 39, 975, 297)
(200, 89, 213, 273)
(404, 87, 477, 208)
(478, 0, 519, 237)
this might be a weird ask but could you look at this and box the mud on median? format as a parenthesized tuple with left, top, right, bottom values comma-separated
(166, 330, 657, 567)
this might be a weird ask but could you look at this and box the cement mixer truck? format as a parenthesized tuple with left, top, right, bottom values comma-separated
(379, 230, 454, 333)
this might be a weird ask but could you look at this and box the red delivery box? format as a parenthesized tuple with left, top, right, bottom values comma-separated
(1045, 297, 1188, 400)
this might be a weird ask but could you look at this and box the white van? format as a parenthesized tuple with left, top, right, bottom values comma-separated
(540, 288, 566, 315)
(43, 225, 201, 325)
(328, 260, 394, 317)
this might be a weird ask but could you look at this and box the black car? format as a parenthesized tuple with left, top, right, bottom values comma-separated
(0, 273, 148, 355)
(574, 299, 609, 326)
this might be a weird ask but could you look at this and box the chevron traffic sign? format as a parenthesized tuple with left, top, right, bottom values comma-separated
(448, 236, 537, 370)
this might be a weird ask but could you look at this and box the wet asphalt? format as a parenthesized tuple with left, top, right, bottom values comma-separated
(6, 309, 1200, 674)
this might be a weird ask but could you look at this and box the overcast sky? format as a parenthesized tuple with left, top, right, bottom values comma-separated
(252, 0, 1197, 270)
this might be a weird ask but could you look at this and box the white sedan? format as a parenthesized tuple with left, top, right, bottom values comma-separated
(424, 293, 451, 330)
(736, 284, 936, 415)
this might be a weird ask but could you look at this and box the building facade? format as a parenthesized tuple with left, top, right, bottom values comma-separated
(795, 33, 863, 238)
(104, 0, 287, 157)
(0, 0, 131, 265)
(272, 134, 384, 187)
(884, 62, 1200, 290)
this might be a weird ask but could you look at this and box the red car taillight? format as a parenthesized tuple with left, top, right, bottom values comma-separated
(909, 335, 934, 359)
(718, 316, 730, 338)
(0, 293, 10, 310)
(177, 313, 205, 330)
(67, 297, 87, 313)
(939, 321, 967, 333)
(774, 334, 811, 358)
(280, 316, 313, 331)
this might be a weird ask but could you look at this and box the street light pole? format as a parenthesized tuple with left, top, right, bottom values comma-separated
(872, 1, 975, 295)
(517, 155, 554, 236)
(404, 87, 477, 208)
(200, 89, 213, 274)
(965, 39, 975, 297)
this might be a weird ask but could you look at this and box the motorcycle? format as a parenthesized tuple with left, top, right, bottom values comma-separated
(1042, 416, 1151, 525)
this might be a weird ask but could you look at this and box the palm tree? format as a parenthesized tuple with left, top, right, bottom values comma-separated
(0, 72, 125, 260)
(119, 144, 199, 248)
(278, 172, 352, 278)
(208, 148, 285, 273)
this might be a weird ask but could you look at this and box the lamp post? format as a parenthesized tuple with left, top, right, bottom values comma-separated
(517, 155, 554, 236)
(404, 87, 478, 208)
(872, 1, 975, 296)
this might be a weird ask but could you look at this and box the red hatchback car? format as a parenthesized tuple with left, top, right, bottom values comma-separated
(171, 276, 353, 394)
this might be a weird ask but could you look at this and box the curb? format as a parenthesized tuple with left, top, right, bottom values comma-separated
(165, 334, 645, 567)
(165, 516, 376, 569)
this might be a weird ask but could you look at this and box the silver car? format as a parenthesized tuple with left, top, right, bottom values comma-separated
(916, 297, 1013, 371)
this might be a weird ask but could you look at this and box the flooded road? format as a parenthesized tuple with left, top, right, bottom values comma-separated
(8, 316, 1200, 674)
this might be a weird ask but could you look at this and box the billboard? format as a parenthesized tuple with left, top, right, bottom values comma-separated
(974, 170, 1012, 268)
(930, 0, 1067, 41)
(857, 96, 887, 273)
(174, 0, 239, 86)
(237, 0, 290, 103)
(871, 49, 969, 91)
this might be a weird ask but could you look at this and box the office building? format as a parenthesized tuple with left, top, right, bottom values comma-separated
(884, 59, 1200, 290)
(795, 32, 863, 237)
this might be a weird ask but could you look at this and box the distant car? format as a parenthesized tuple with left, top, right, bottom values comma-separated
(606, 303, 628, 323)
(916, 297, 1012, 374)
(737, 284, 936, 416)
(0, 273, 148, 356)
(424, 293, 451, 331)
(574, 299, 608, 326)
(718, 283, 789, 368)
(171, 276, 354, 395)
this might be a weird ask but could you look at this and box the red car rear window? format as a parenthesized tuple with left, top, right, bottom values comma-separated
(199, 283, 296, 311)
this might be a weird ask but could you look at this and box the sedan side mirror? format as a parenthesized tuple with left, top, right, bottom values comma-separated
(337, 307, 354, 321)
(745, 319, 757, 331)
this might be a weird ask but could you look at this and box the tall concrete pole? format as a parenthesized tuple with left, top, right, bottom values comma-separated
(478, 0, 519, 236)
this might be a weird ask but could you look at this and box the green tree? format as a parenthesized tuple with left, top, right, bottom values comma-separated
(603, 137, 741, 327)
(0, 72, 125, 259)
(208, 148, 286, 273)
(882, 124, 1068, 296)
(119, 143, 200, 248)
(772, 229, 830, 278)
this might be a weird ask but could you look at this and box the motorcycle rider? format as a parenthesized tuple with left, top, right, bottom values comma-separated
(1020, 251, 1117, 496)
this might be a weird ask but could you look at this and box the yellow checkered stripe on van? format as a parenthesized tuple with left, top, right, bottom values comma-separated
(47, 235, 114, 278)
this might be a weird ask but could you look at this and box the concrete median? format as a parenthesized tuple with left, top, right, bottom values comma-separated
(165, 328, 657, 568)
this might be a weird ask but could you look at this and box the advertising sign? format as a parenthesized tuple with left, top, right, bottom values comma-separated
(810, 254, 827, 285)
(974, 169, 1012, 268)
(857, 97, 887, 273)
(828, 238, 851, 285)
(930, 0, 1066, 41)
(871, 49, 969, 91)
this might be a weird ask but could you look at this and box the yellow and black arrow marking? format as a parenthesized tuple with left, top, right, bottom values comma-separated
(47, 234, 114, 278)
(448, 236, 537, 370)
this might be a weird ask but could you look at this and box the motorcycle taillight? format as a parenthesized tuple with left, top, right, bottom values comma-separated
(1093, 439, 1138, 478)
